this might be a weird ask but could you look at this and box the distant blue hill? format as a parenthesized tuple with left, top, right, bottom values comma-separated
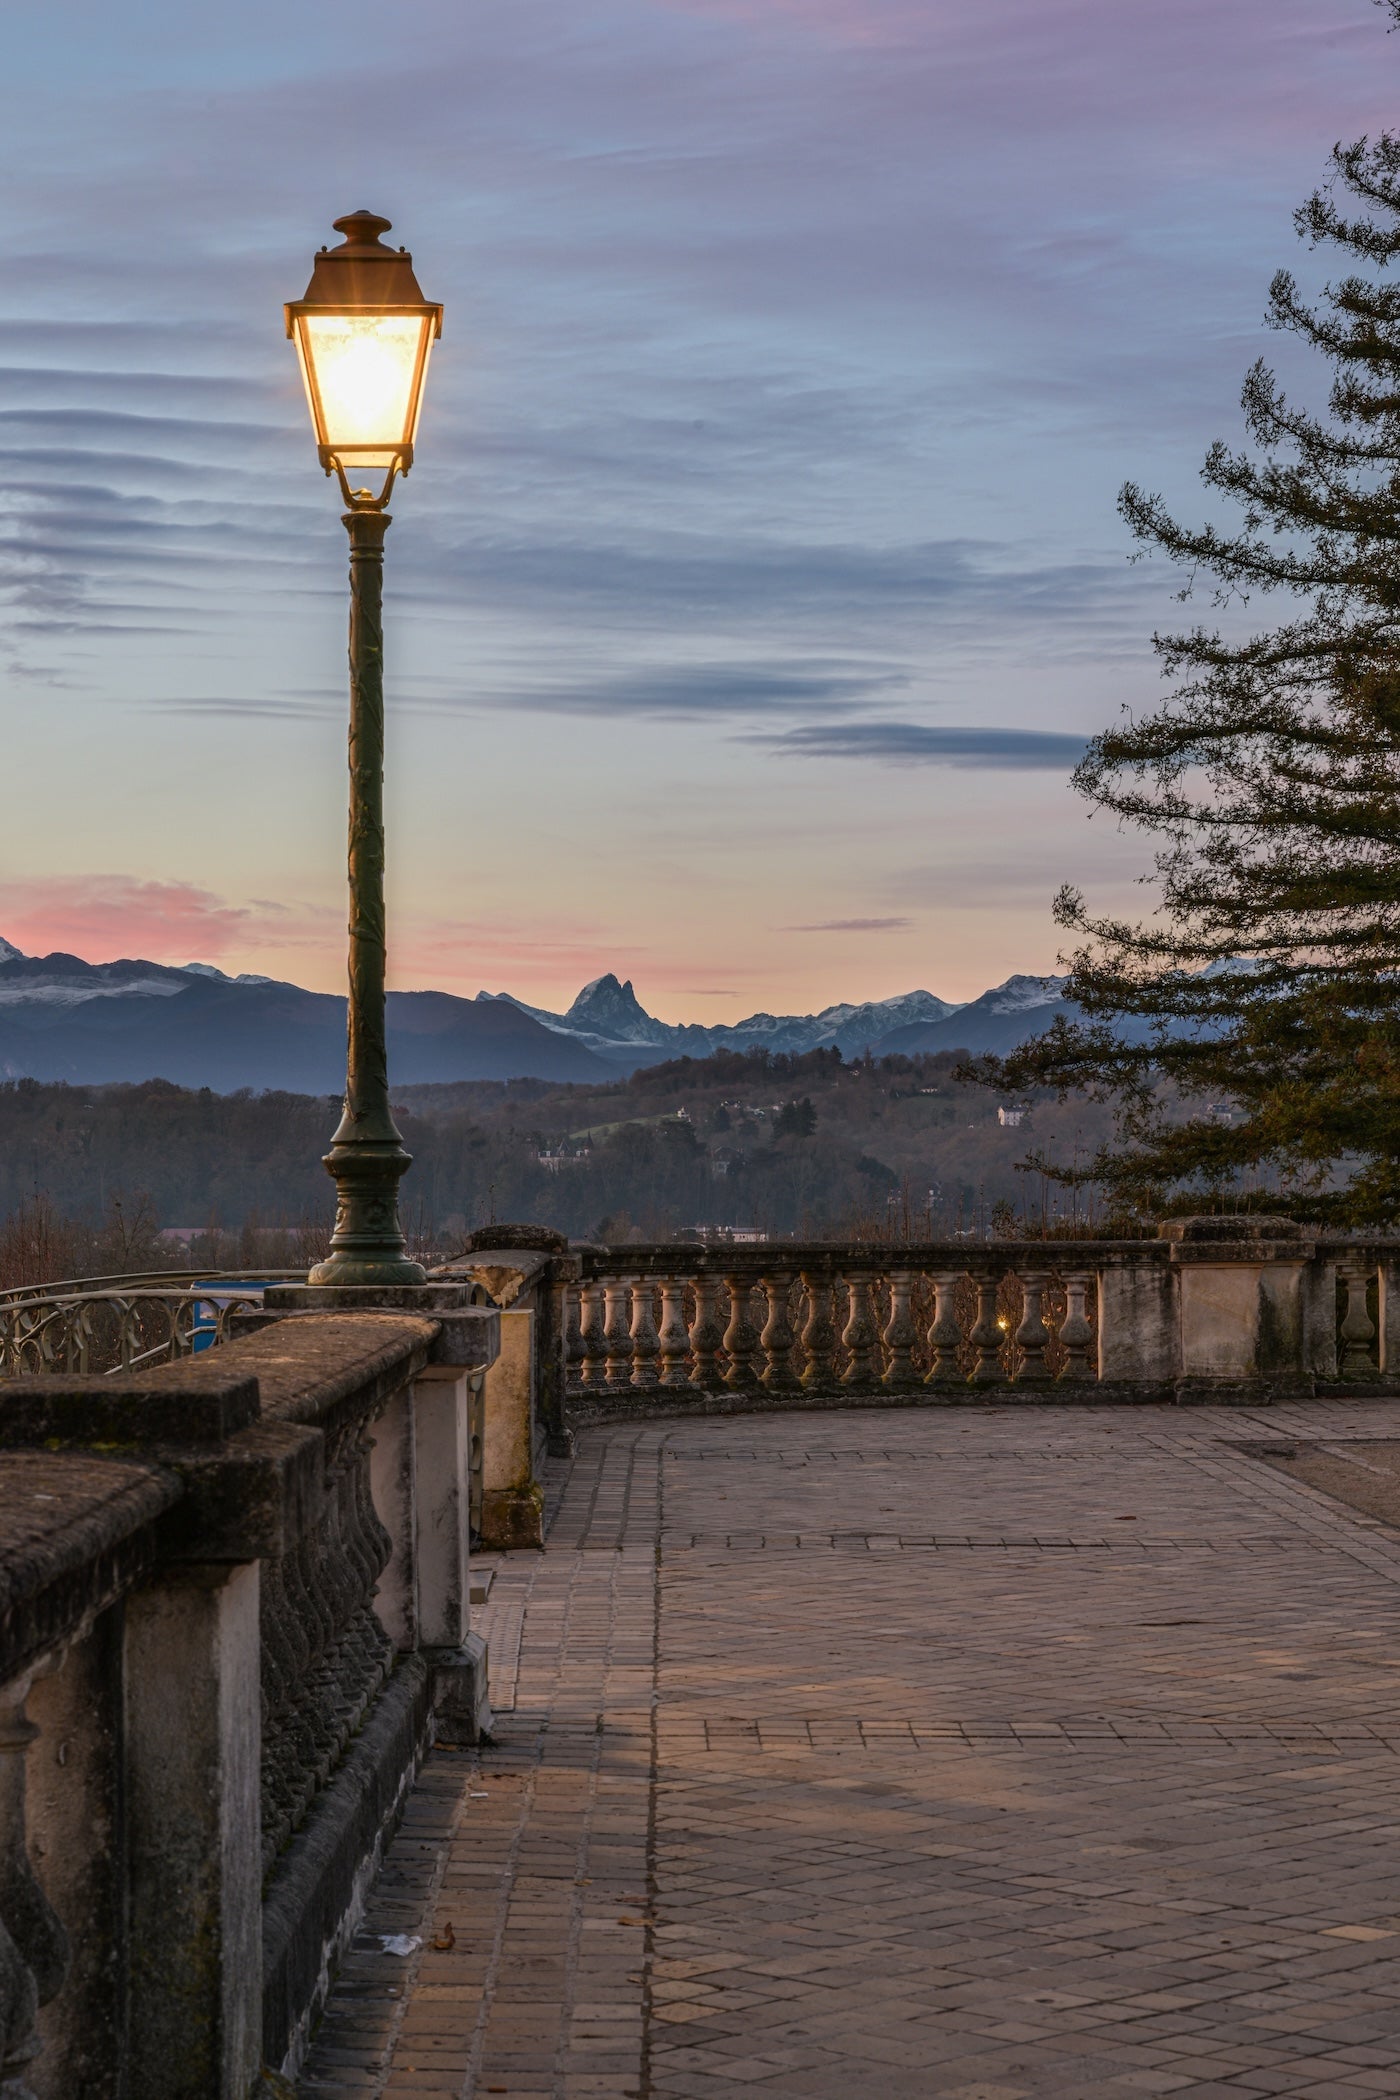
(0, 949, 610, 1089)
(0, 942, 1084, 1091)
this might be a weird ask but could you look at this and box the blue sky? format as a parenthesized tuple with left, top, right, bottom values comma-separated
(1, 0, 1393, 1013)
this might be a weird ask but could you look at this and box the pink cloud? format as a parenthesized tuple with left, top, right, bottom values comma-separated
(0, 877, 327, 965)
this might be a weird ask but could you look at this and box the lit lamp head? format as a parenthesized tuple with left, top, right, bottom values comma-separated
(285, 210, 442, 509)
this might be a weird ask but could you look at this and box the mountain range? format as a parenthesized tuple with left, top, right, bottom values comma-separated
(0, 937, 1076, 1091)
(479, 971, 1076, 1064)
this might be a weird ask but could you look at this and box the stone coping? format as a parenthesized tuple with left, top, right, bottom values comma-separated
(435, 1248, 564, 1308)
(0, 1313, 443, 1441)
(0, 1362, 263, 1448)
(572, 1238, 1175, 1273)
(240, 1301, 500, 1375)
(0, 1315, 488, 1576)
(571, 1234, 1400, 1276)
(192, 1312, 440, 1429)
(0, 1448, 179, 1679)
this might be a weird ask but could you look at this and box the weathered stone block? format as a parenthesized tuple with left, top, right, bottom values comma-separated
(479, 1309, 542, 1549)
(125, 1561, 262, 2100)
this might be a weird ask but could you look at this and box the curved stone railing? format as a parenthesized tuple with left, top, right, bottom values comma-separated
(11, 1220, 1400, 1414)
(566, 1226, 1400, 1407)
(0, 1291, 499, 2096)
(569, 1243, 1115, 1400)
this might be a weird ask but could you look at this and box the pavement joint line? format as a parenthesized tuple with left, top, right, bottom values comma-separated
(639, 1433, 664, 2099)
(298, 1401, 1400, 2098)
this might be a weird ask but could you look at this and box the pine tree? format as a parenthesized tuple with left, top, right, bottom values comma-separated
(969, 17, 1400, 1226)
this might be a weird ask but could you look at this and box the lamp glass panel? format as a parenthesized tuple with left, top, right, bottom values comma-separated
(298, 313, 428, 465)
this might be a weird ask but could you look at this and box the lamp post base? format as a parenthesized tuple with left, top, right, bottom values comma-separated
(308, 1136, 427, 1287)
(309, 1255, 428, 1287)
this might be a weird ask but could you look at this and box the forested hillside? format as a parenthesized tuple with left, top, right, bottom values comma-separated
(0, 1047, 1124, 1282)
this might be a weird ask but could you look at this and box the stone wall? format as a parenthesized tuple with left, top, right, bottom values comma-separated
(0, 1299, 498, 2097)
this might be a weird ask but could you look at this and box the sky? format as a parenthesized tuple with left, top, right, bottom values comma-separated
(1, 0, 1395, 1018)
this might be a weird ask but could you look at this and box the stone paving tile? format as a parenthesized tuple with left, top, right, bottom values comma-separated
(298, 1400, 1400, 2097)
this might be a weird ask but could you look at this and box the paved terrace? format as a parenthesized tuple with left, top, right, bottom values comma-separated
(300, 1402, 1400, 2099)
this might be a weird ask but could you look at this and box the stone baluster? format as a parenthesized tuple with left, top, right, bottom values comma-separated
(564, 1285, 586, 1390)
(294, 1419, 393, 1832)
(468, 1369, 486, 1537)
(966, 1272, 1007, 1385)
(722, 1272, 762, 1389)
(689, 1273, 725, 1388)
(1338, 1259, 1378, 1378)
(629, 1278, 661, 1388)
(924, 1270, 965, 1387)
(317, 1433, 373, 1750)
(882, 1268, 918, 1387)
(657, 1276, 692, 1386)
(602, 1276, 634, 1387)
(759, 1271, 799, 1390)
(799, 1271, 839, 1387)
(1057, 1271, 1096, 1380)
(348, 1420, 395, 1694)
(1012, 1270, 1053, 1385)
(841, 1270, 879, 1386)
(260, 1557, 317, 1866)
(577, 1281, 607, 1389)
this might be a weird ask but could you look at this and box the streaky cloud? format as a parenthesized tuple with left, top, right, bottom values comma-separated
(488, 660, 909, 718)
(784, 916, 912, 931)
(755, 722, 1088, 768)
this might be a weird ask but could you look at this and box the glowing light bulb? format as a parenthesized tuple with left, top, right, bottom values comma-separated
(298, 315, 429, 468)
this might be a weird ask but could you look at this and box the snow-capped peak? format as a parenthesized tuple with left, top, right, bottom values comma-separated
(181, 962, 274, 986)
(812, 990, 961, 1034)
(980, 973, 1070, 1014)
(476, 988, 571, 1029)
(0, 936, 24, 965)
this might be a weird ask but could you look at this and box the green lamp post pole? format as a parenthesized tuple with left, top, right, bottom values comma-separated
(285, 211, 442, 1286)
(314, 500, 423, 1285)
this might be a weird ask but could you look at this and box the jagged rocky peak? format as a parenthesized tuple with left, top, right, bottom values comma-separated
(563, 974, 664, 1042)
(0, 936, 24, 965)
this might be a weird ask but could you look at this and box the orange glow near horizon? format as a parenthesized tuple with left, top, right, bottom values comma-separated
(0, 879, 1072, 1016)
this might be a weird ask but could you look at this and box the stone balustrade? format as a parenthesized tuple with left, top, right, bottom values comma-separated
(2, 1216, 1400, 2094)
(0, 1294, 498, 2098)
(565, 1220, 1400, 1411)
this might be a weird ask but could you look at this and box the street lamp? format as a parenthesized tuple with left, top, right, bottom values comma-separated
(287, 210, 442, 1286)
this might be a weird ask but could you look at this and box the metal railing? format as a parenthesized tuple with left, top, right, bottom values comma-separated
(0, 1271, 303, 1377)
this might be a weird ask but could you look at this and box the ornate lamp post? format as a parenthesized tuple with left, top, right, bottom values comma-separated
(286, 210, 442, 1285)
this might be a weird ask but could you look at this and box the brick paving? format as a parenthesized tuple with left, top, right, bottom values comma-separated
(299, 1400, 1400, 2098)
